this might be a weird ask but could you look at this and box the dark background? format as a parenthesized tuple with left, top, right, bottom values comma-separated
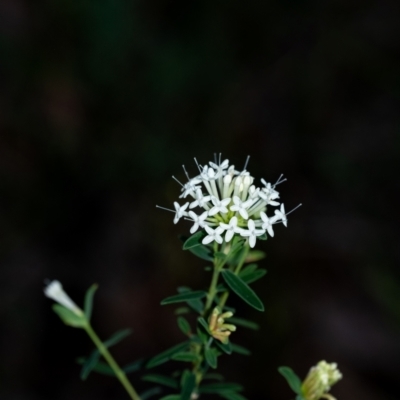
(1, 0, 400, 399)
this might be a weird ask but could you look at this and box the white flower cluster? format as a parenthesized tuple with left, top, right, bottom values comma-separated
(158, 156, 300, 248)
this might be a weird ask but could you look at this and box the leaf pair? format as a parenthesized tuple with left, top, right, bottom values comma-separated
(278, 367, 304, 399)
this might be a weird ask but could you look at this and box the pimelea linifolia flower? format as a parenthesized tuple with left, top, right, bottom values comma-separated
(157, 154, 301, 248)
(44, 280, 83, 316)
(301, 361, 342, 400)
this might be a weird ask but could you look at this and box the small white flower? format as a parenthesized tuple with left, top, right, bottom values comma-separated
(179, 178, 202, 198)
(240, 219, 265, 248)
(208, 197, 231, 216)
(189, 189, 212, 209)
(220, 216, 240, 242)
(200, 166, 217, 181)
(273, 203, 287, 227)
(248, 185, 260, 199)
(209, 159, 229, 178)
(188, 211, 208, 234)
(230, 196, 253, 219)
(44, 280, 83, 316)
(260, 211, 275, 237)
(202, 225, 224, 245)
(174, 202, 189, 224)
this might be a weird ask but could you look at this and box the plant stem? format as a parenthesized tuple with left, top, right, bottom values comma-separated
(84, 323, 141, 400)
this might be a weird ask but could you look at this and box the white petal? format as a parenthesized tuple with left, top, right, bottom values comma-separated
(249, 235, 256, 248)
(208, 207, 219, 216)
(230, 216, 238, 227)
(202, 235, 214, 245)
(188, 211, 197, 220)
(225, 230, 234, 242)
(204, 225, 214, 235)
(239, 208, 248, 220)
(215, 226, 225, 235)
(190, 223, 199, 234)
(241, 231, 251, 237)
(221, 198, 231, 206)
(248, 219, 255, 230)
(215, 235, 223, 244)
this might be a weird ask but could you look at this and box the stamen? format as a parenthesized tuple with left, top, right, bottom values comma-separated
(182, 165, 190, 180)
(286, 203, 302, 216)
(194, 157, 202, 173)
(156, 205, 175, 213)
(219, 152, 222, 165)
(274, 174, 287, 187)
(214, 153, 217, 164)
(243, 155, 250, 171)
(172, 175, 184, 187)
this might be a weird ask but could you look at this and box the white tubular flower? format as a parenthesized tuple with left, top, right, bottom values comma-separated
(44, 281, 83, 316)
(260, 211, 275, 237)
(188, 211, 208, 234)
(157, 154, 299, 246)
(230, 196, 253, 220)
(240, 219, 265, 248)
(273, 203, 287, 227)
(189, 189, 212, 209)
(202, 225, 224, 245)
(208, 197, 231, 216)
(174, 201, 189, 224)
(220, 216, 240, 242)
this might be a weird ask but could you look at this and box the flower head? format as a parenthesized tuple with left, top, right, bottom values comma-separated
(157, 155, 300, 247)
(301, 361, 342, 400)
(208, 307, 236, 344)
(44, 280, 83, 316)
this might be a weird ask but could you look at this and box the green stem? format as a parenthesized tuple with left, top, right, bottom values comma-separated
(84, 323, 141, 400)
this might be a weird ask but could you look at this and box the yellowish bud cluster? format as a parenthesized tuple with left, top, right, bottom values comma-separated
(301, 361, 342, 400)
(208, 307, 236, 344)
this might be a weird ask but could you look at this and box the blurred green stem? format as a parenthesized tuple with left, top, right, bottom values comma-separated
(84, 323, 141, 400)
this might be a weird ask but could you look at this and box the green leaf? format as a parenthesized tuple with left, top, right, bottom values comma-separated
(183, 231, 206, 250)
(197, 317, 211, 334)
(230, 343, 251, 356)
(219, 392, 248, 400)
(76, 358, 115, 376)
(258, 233, 267, 241)
(227, 317, 259, 330)
(245, 250, 266, 262)
(221, 270, 265, 311)
(204, 373, 224, 381)
(215, 340, 232, 355)
(180, 371, 196, 400)
(199, 383, 243, 394)
(196, 327, 208, 344)
(171, 352, 200, 362)
(239, 269, 267, 285)
(161, 291, 207, 305)
(52, 304, 86, 328)
(239, 264, 258, 275)
(80, 350, 100, 380)
(104, 328, 132, 348)
(140, 387, 163, 400)
(146, 341, 190, 369)
(177, 287, 204, 314)
(142, 374, 178, 389)
(123, 359, 144, 373)
(177, 316, 191, 336)
(84, 284, 98, 321)
(296, 396, 305, 400)
(159, 395, 180, 400)
(278, 367, 302, 395)
(189, 244, 214, 261)
(175, 307, 190, 315)
(204, 347, 218, 369)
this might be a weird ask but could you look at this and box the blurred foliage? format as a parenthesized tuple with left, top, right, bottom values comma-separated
(0, 0, 400, 399)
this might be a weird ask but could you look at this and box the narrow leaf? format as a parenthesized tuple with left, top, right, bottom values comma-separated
(204, 373, 224, 381)
(123, 359, 144, 373)
(221, 270, 265, 311)
(104, 328, 132, 348)
(205, 347, 218, 369)
(183, 231, 206, 250)
(199, 383, 243, 394)
(159, 395, 180, 400)
(181, 371, 196, 400)
(215, 340, 232, 355)
(278, 366, 302, 395)
(227, 317, 259, 330)
(197, 317, 211, 334)
(177, 316, 191, 336)
(161, 291, 207, 305)
(239, 264, 258, 275)
(84, 284, 98, 321)
(142, 374, 178, 389)
(240, 269, 267, 285)
(80, 350, 100, 380)
(140, 387, 163, 400)
(146, 341, 189, 369)
(177, 287, 204, 314)
(189, 245, 214, 261)
(52, 304, 86, 328)
(171, 352, 200, 362)
(76, 358, 115, 376)
(231, 343, 251, 356)
(219, 392, 248, 400)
